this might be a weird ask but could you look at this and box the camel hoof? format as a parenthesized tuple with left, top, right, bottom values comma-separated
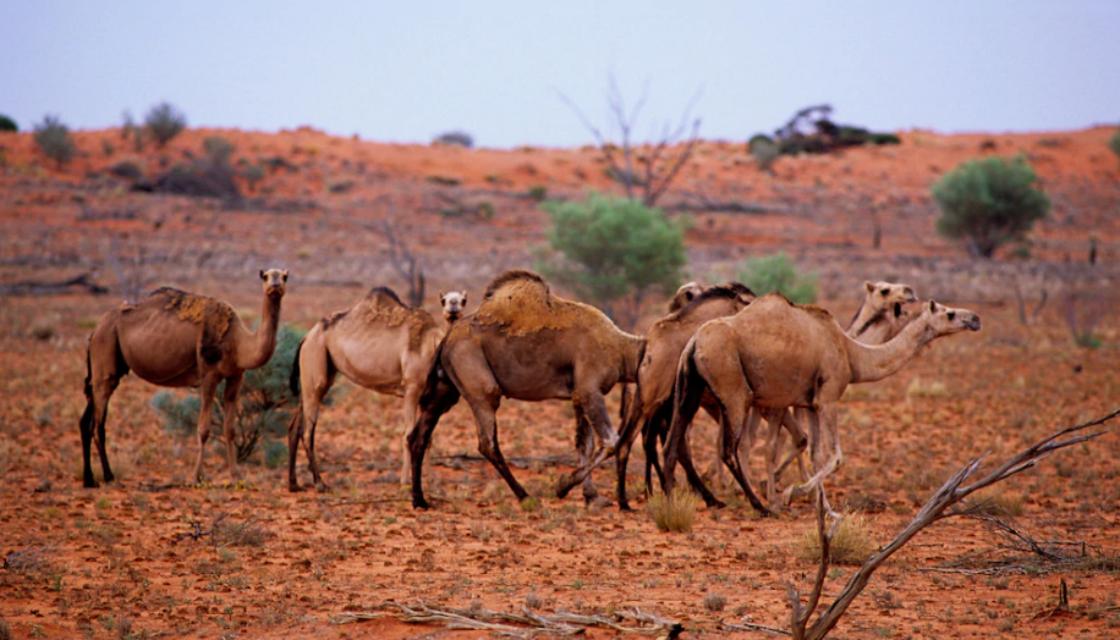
(83, 478, 99, 489)
(617, 500, 633, 512)
(314, 481, 332, 493)
(412, 496, 431, 510)
(288, 483, 304, 493)
(706, 497, 727, 509)
(555, 478, 575, 499)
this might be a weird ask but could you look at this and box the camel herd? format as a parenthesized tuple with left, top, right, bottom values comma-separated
(79, 268, 980, 516)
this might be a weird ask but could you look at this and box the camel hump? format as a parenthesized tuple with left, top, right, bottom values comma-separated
(671, 282, 755, 319)
(798, 303, 836, 322)
(483, 269, 549, 300)
(150, 286, 237, 338)
(365, 286, 406, 307)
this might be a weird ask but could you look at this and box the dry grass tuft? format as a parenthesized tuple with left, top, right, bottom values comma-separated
(798, 513, 875, 565)
(703, 592, 727, 612)
(212, 517, 271, 547)
(648, 487, 700, 533)
(906, 377, 949, 399)
(519, 496, 542, 513)
(968, 489, 1025, 518)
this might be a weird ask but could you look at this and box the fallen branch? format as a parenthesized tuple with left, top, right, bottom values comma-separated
(785, 408, 1119, 640)
(332, 600, 680, 637)
(0, 272, 109, 296)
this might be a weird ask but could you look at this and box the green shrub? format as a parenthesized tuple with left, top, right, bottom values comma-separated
(150, 325, 307, 462)
(1109, 129, 1120, 162)
(748, 135, 780, 172)
(538, 193, 686, 326)
(109, 161, 143, 181)
(0, 114, 17, 132)
(932, 156, 1050, 258)
(527, 185, 548, 202)
(243, 163, 265, 191)
(33, 115, 76, 168)
(737, 252, 817, 303)
(144, 102, 186, 147)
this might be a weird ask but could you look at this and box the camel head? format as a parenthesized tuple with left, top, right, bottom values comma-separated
(917, 300, 981, 336)
(439, 290, 468, 321)
(864, 280, 917, 319)
(669, 281, 704, 311)
(259, 268, 289, 300)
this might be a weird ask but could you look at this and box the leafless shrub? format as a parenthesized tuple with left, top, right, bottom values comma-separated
(559, 75, 701, 207)
(1063, 289, 1107, 349)
(704, 592, 728, 612)
(104, 235, 148, 304)
(364, 216, 426, 308)
(783, 409, 1118, 640)
(212, 516, 271, 547)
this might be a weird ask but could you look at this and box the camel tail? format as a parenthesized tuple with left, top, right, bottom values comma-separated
(289, 337, 304, 398)
(419, 337, 449, 407)
(668, 337, 705, 451)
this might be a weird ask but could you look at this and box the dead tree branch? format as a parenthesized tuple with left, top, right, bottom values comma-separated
(785, 408, 1118, 640)
(331, 600, 681, 637)
(558, 76, 701, 207)
(0, 272, 109, 296)
(364, 217, 425, 308)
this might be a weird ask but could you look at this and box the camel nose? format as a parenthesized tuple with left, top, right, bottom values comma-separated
(965, 315, 981, 331)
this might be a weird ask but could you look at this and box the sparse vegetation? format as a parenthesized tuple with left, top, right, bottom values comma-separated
(243, 163, 265, 192)
(33, 115, 77, 168)
(648, 487, 699, 533)
(150, 325, 305, 462)
(1109, 129, 1120, 162)
(748, 134, 780, 172)
(737, 252, 818, 303)
(0, 114, 18, 132)
(144, 102, 187, 147)
(109, 160, 143, 181)
(798, 512, 874, 565)
(538, 193, 686, 327)
(432, 130, 474, 148)
(932, 156, 1050, 258)
(703, 592, 727, 612)
(202, 136, 234, 165)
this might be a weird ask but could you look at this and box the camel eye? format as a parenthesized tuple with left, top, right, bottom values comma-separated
(880, 288, 890, 296)
(947, 311, 956, 321)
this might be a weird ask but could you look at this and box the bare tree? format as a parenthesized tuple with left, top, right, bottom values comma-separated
(105, 235, 148, 303)
(366, 218, 426, 308)
(781, 409, 1118, 640)
(560, 76, 701, 207)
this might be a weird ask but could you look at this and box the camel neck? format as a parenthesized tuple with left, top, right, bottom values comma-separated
(236, 294, 282, 370)
(846, 315, 933, 383)
(847, 297, 882, 338)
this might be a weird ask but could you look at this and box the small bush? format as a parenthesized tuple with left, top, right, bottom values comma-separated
(109, 161, 143, 181)
(703, 592, 727, 612)
(212, 517, 271, 547)
(527, 185, 548, 202)
(798, 512, 874, 565)
(648, 486, 699, 533)
(202, 136, 234, 165)
(30, 323, 55, 341)
(737, 252, 817, 303)
(33, 115, 77, 168)
(243, 163, 265, 191)
(432, 130, 474, 148)
(144, 162, 239, 200)
(0, 114, 16, 132)
(151, 325, 306, 461)
(263, 441, 287, 469)
(932, 156, 1050, 258)
(1109, 129, 1120, 162)
(144, 102, 186, 147)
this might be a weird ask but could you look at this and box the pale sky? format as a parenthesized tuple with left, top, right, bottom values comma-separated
(3, 1, 1118, 147)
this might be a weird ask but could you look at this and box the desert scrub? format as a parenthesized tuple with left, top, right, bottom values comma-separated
(703, 592, 727, 612)
(431, 130, 474, 148)
(932, 155, 1049, 258)
(145, 101, 186, 147)
(33, 115, 76, 168)
(967, 489, 1025, 518)
(905, 377, 949, 399)
(648, 486, 700, 533)
(798, 512, 875, 565)
(0, 113, 17, 132)
(737, 252, 817, 303)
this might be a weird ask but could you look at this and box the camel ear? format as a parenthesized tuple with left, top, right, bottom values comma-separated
(259, 269, 266, 281)
(438, 291, 446, 302)
(865, 281, 874, 293)
(928, 300, 937, 313)
(462, 291, 467, 303)
(281, 270, 289, 282)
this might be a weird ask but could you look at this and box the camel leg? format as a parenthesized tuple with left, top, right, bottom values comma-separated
(718, 401, 770, 515)
(218, 375, 244, 481)
(699, 398, 726, 489)
(468, 397, 528, 501)
(303, 409, 327, 491)
(616, 393, 658, 510)
(642, 402, 672, 494)
(662, 343, 722, 506)
(407, 375, 460, 509)
(286, 404, 306, 492)
(192, 374, 221, 484)
(556, 390, 615, 499)
(84, 377, 121, 488)
(784, 408, 841, 514)
(574, 408, 599, 504)
(400, 382, 422, 487)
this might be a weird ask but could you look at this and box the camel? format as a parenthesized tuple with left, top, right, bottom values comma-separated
(406, 270, 645, 509)
(79, 269, 289, 487)
(286, 286, 465, 491)
(846, 280, 917, 342)
(616, 279, 919, 512)
(668, 281, 704, 312)
(663, 296, 980, 513)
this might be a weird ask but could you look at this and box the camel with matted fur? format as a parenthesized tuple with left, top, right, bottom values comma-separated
(406, 270, 645, 508)
(287, 287, 466, 491)
(80, 269, 288, 487)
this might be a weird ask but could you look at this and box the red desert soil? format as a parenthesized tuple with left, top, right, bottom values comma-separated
(0, 125, 1118, 638)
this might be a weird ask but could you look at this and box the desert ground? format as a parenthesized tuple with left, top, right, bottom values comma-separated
(1, 125, 1118, 638)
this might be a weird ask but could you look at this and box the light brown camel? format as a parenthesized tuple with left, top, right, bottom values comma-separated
(846, 280, 917, 342)
(663, 296, 980, 512)
(668, 281, 704, 312)
(79, 269, 288, 487)
(406, 270, 645, 508)
(750, 279, 919, 504)
(287, 287, 465, 491)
